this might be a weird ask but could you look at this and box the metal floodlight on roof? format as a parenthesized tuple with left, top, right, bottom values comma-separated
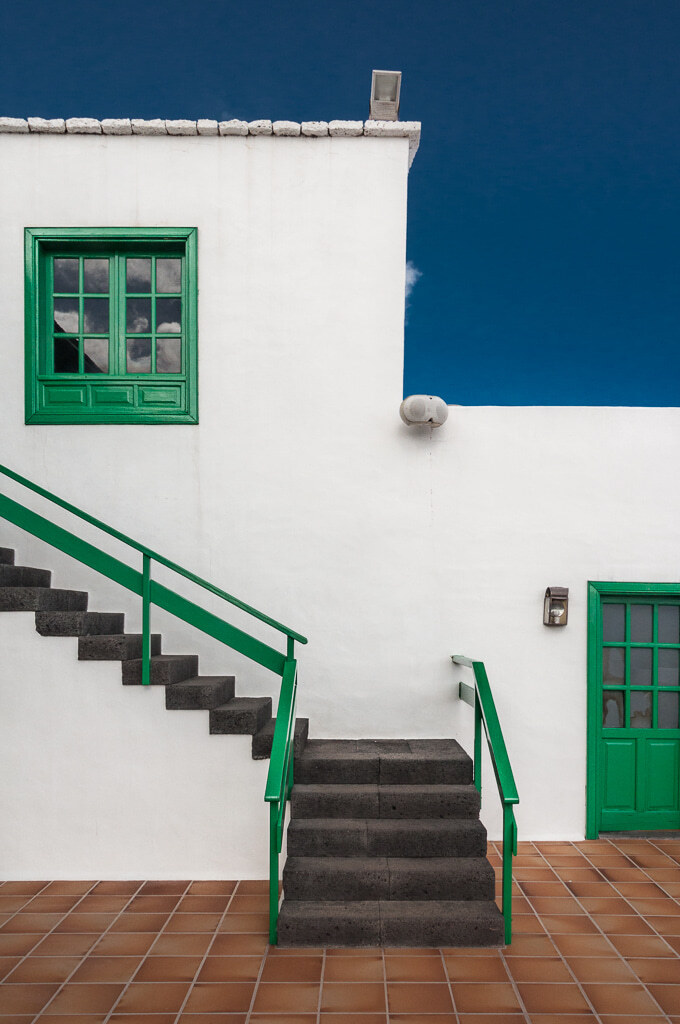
(370, 70, 401, 121)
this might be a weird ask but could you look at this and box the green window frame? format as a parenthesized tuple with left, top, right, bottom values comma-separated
(25, 227, 198, 424)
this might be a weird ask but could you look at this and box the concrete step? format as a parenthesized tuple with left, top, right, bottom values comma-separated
(291, 784, 481, 820)
(287, 817, 487, 858)
(122, 654, 199, 686)
(277, 899, 504, 947)
(252, 717, 309, 760)
(0, 565, 51, 588)
(210, 697, 272, 735)
(35, 611, 125, 637)
(0, 587, 88, 612)
(165, 676, 236, 710)
(283, 856, 495, 901)
(0, 548, 15, 564)
(294, 738, 472, 785)
(79, 634, 162, 661)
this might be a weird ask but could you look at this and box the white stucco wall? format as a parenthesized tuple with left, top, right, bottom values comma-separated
(2, 131, 680, 876)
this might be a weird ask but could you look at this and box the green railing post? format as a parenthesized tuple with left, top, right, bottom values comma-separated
(142, 554, 151, 687)
(287, 635, 295, 660)
(269, 801, 279, 945)
(474, 691, 482, 795)
(502, 806, 516, 944)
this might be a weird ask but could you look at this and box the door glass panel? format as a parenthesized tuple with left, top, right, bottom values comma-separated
(603, 648, 625, 685)
(83, 298, 109, 334)
(658, 605, 680, 644)
(126, 338, 151, 373)
(603, 604, 626, 642)
(603, 691, 625, 728)
(658, 691, 680, 729)
(53, 298, 79, 333)
(630, 691, 652, 729)
(83, 339, 108, 373)
(658, 648, 679, 687)
(156, 338, 181, 373)
(54, 337, 80, 373)
(630, 604, 653, 643)
(156, 298, 181, 332)
(156, 258, 181, 292)
(53, 258, 79, 292)
(126, 258, 151, 291)
(83, 258, 109, 292)
(126, 298, 152, 333)
(630, 648, 652, 687)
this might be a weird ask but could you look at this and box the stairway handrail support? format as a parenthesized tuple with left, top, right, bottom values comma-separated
(452, 655, 519, 945)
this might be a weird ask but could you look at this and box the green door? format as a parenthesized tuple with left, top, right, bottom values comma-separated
(587, 584, 680, 836)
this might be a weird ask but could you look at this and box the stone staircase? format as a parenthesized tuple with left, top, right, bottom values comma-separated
(0, 546, 504, 947)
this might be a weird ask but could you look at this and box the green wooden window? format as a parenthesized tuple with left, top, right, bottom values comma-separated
(25, 228, 198, 424)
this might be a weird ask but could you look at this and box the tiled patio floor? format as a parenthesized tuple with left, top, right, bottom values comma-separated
(1, 838, 679, 1022)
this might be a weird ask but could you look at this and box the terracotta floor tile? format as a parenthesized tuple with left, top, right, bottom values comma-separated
(505, 956, 573, 982)
(40, 982, 124, 1014)
(110, 911, 170, 932)
(75, 895, 130, 913)
(526, 1016, 599, 1024)
(38, 1016, 109, 1024)
(260, 954, 324, 982)
(596, 1017, 669, 1024)
(250, 1016, 318, 1024)
(565, 956, 637, 982)
(320, 982, 387, 1012)
(68, 955, 142, 982)
(187, 880, 238, 895)
(645, 868, 680, 882)
(179, 1015, 247, 1024)
(553, 867, 606, 882)
(133, 954, 204, 982)
(665, 936, 680, 954)
(512, 868, 557, 881)
(609, 932, 678, 957)
(90, 880, 142, 895)
(253, 981, 320, 1013)
(629, 897, 680, 916)
(385, 956, 446, 981)
(451, 981, 521, 1013)
(114, 981, 191, 1013)
(566, 880, 618, 897)
(235, 879, 270, 894)
(551, 933, 617, 956)
(41, 881, 95, 896)
(0, 982, 58, 1014)
(584, 981, 666, 1015)
(578, 896, 635, 914)
(529, 897, 586, 915)
(32, 932, 98, 956)
(662, 883, 680, 897)
(197, 955, 265, 982)
(0, 897, 34, 914)
(382, 947, 441, 955)
(614, 881, 667, 897)
(209, 932, 268, 955)
(219, 913, 269, 933)
(176, 894, 232, 913)
(538, 914, 599, 934)
(387, 982, 453, 1013)
(511, 914, 547, 933)
(0, 955, 21, 978)
(628, 956, 680, 983)
(601, 867, 649, 882)
(649, 915, 680, 935)
(89, 930, 156, 955)
(127, 894, 182, 913)
(0, 881, 48, 896)
(516, 981, 592, 1014)
(272, 945, 325, 955)
(163, 912, 223, 932)
(648, 984, 680, 1014)
(6, 954, 81, 982)
(0, 934, 41, 957)
(55, 912, 117, 933)
(457, 1016, 525, 1024)
(139, 880, 190, 895)
(110, 1017, 175, 1024)
(148, 931, 214, 955)
(592, 913, 656, 934)
(444, 955, 509, 981)
(502, 934, 559, 957)
(318, 1015, 387, 1024)
(227, 894, 269, 914)
(0, 913, 63, 933)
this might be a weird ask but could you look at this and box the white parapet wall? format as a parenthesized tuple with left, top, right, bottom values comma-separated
(1, 126, 680, 875)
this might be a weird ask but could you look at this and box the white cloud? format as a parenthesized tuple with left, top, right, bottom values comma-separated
(405, 260, 422, 319)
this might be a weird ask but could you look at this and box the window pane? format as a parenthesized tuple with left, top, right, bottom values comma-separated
(156, 337, 181, 373)
(83, 258, 109, 292)
(53, 258, 79, 292)
(603, 691, 624, 728)
(630, 648, 652, 687)
(658, 605, 680, 644)
(630, 604, 653, 643)
(83, 339, 108, 374)
(126, 258, 151, 292)
(658, 691, 680, 729)
(54, 337, 79, 373)
(630, 690, 652, 729)
(156, 258, 181, 292)
(83, 298, 109, 334)
(127, 338, 151, 373)
(53, 298, 79, 334)
(603, 648, 625, 685)
(602, 604, 625, 642)
(126, 297, 152, 333)
(156, 298, 181, 332)
(658, 649, 680, 687)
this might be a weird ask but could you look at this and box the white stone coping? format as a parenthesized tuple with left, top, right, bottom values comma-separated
(1, 116, 421, 166)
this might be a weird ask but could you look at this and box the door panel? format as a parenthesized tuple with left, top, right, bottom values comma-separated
(602, 739, 636, 810)
(644, 740, 679, 812)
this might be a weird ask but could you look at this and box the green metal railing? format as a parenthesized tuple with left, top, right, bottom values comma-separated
(451, 655, 519, 944)
(0, 463, 307, 942)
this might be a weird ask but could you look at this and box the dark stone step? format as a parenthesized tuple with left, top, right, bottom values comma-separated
(122, 654, 199, 686)
(79, 634, 162, 661)
(166, 676, 235, 710)
(0, 565, 51, 588)
(291, 784, 480, 820)
(277, 899, 504, 947)
(209, 697, 272, 735)
(0, 587, 88, 612)
(35, 611, 125, 637)
(0, 548, 15, 564)
(286, 817, 486, 858)
(252, 717, 309, 760)
(294, 738, 472, 785)
(283, 856, 495, 901)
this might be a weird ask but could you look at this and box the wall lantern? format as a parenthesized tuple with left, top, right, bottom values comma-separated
(370, 70, 402, 121)
(544, 587, 569, 626)
(399, 395, 449, 427)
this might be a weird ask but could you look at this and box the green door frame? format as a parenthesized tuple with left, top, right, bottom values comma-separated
(586, 580, 680, 839)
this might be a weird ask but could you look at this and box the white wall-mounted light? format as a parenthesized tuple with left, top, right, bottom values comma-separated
(399, 395, 449, 427)
(370, 70, 402, 121)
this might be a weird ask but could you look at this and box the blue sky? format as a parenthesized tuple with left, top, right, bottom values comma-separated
(2, 0, 679, 405)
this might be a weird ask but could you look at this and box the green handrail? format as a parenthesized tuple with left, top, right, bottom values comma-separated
(264, 657, 298, 944)
(452, 655, 519, 944)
